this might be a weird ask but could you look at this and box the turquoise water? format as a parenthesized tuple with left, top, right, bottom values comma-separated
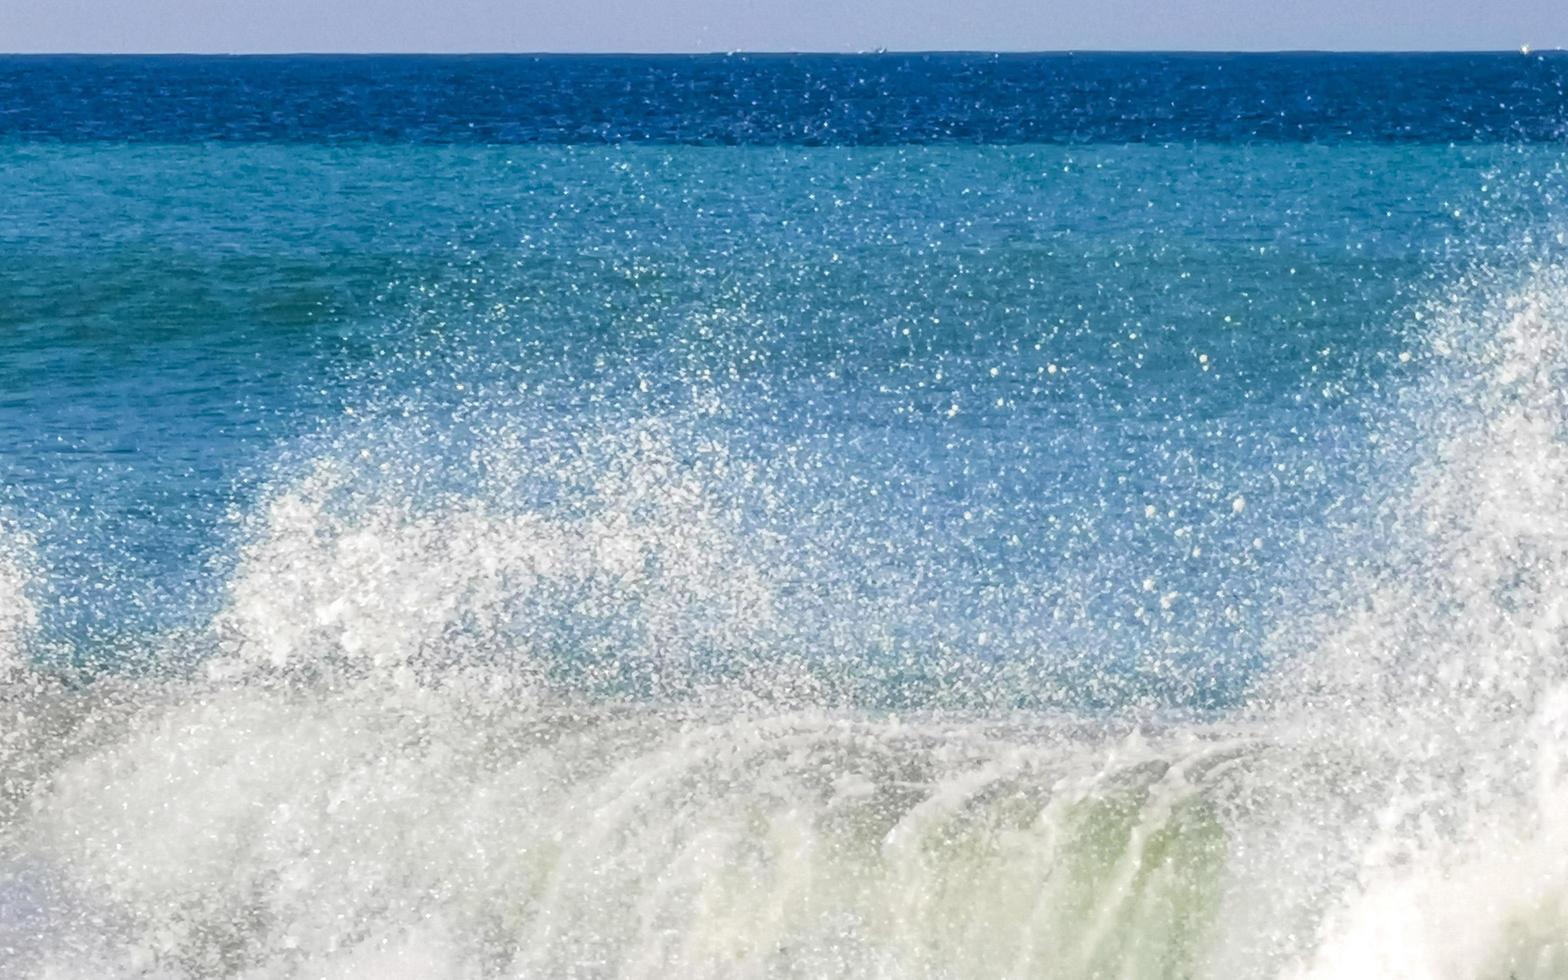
(6, 56, 1568, 979)
(4, 143, 1552, 694)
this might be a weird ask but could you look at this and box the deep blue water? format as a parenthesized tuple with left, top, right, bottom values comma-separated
(3, 53, 1567, 143)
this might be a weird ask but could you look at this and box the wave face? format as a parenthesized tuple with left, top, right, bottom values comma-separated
(5, 101, 1568, 976)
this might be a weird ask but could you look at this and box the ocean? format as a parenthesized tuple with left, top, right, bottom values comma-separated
(2, 52, 1568, 977)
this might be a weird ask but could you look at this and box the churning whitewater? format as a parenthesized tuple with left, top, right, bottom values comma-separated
(3, 259, 1568, 979)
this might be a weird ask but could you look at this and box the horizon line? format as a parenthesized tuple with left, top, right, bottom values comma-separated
(0, 47, 1560, 57)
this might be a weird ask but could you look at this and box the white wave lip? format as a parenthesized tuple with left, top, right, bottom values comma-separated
(212, 425, 780, 685)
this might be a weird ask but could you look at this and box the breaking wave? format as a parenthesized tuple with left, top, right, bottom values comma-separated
(8, 262, 1568, 978)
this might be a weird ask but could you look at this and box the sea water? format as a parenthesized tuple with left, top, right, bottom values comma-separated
(3, 53, 1568, 978)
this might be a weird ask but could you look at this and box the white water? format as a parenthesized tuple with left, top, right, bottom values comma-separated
(1278, 272, 1568, 979)
(0, 527, 35, 682)
(7, 270, 1568, 978)
(210, 424, 781, 689)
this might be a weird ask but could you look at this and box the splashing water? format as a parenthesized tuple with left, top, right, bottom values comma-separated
(0, 528, 35, 682)
(1, 260, 1566, 979)
(1271, 270, 1568, 980)
(209, 423, 782, 695)
(9, 112, 1568, 978)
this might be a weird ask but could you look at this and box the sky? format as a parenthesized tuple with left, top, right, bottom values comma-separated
(1, 0, 1565, 54)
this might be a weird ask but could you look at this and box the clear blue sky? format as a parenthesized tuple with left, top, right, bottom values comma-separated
(2, 0, 1565, 54)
